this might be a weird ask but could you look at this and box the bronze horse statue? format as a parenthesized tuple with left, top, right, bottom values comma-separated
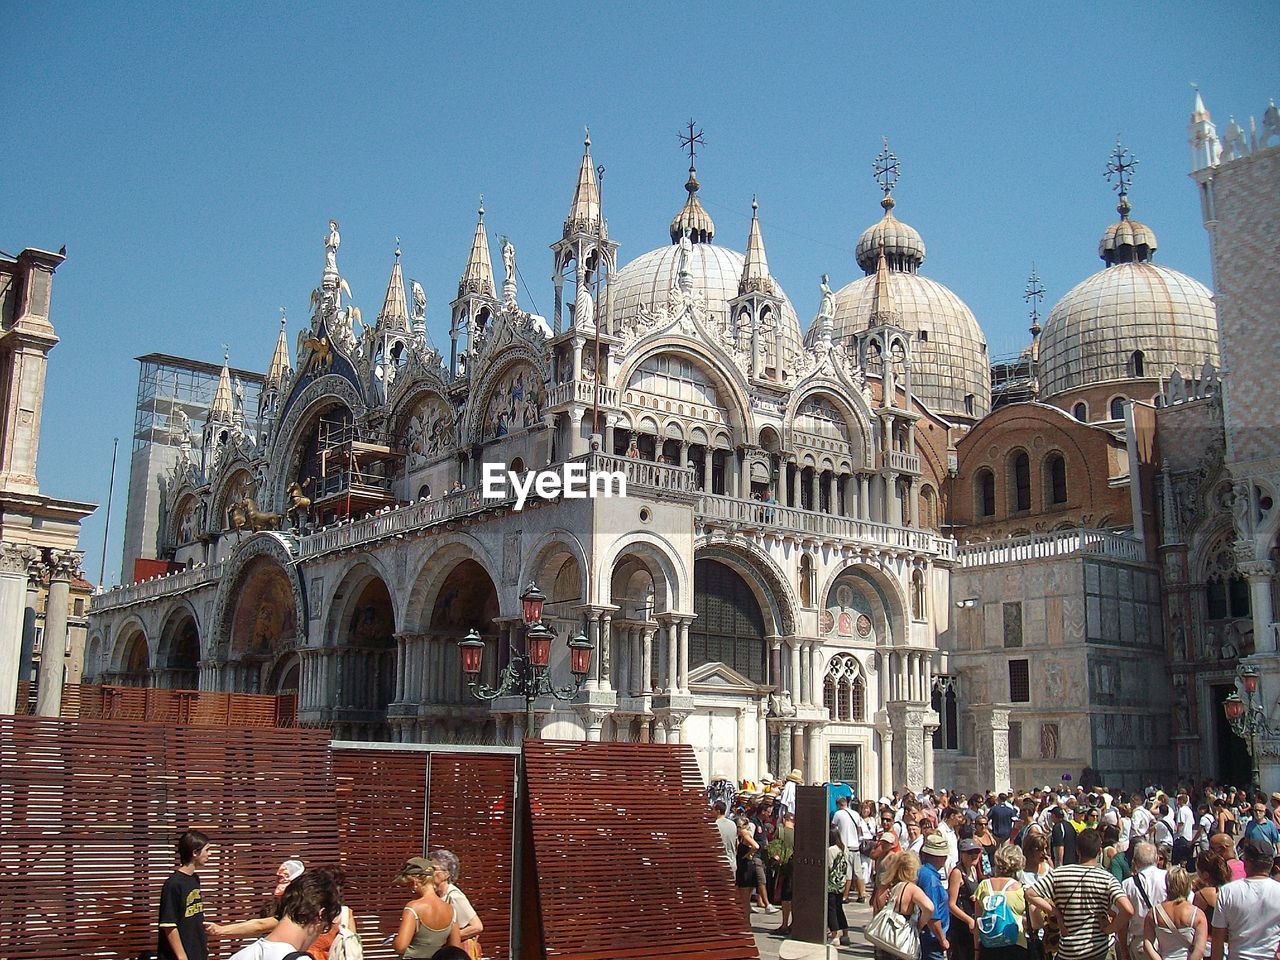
(228, 497, 282, 538)
(285, 481, 312, 529)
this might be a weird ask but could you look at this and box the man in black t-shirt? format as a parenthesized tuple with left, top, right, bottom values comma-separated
(158, 830, 213, 960)
(1050, 806, 1078, 866)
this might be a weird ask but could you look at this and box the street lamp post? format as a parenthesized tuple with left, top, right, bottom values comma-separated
(458, 581, 593, 740)
(1223, 661, 1275, 788)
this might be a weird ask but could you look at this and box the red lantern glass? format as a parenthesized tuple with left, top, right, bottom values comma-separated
(1223, 693, 1245, 721)
(568, 631, 593, 678)
(520, 582, 546, 625)
(458, 629, 485, 678)
(1241, 672, 1260, 696)
(526, 621, 553, 668)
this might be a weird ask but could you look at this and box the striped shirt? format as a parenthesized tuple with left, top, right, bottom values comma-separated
(1030, 865, 1124, 960)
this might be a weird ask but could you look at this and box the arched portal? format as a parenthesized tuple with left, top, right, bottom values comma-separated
(119, 630, 151, 687)
(691, 558, 767, 683)
(421, 560, 500, 733)
(331, 576, 396, 739)
(157, 608, 200, 690)
(226, 555, 298, 693)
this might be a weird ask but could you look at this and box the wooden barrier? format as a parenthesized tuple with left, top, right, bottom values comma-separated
(13, 682, 295, 727)
(0, 715, 339, 959)
(522, 739, 758, 960)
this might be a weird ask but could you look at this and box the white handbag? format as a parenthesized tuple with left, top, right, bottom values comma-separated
(865, 882, 921, 960)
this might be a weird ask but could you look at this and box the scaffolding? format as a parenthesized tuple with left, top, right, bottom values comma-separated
(990, 350, 1038, 410)
(307, 415, 401, 523)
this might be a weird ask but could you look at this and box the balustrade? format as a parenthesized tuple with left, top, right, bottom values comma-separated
(957, 528, 1145, 567)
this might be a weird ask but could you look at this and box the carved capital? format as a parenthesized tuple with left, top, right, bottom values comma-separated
(46, 549, 84, 582)
(1239, 560, 1276, 581)
(0, 543, 39, 577)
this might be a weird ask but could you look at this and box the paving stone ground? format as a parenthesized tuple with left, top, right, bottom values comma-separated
(750, 897, 876, 960)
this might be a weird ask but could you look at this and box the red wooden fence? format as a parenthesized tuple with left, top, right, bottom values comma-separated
(0, 715, 339, 960)
(14, 682, 295, 727)
(522, 739, 757, 960)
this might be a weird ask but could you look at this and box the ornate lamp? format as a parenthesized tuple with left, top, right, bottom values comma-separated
(1239, 663, 1260, 695)
(1223, 691, 1246, 722)
(525, 620, 553, 669)
(458, 629, 485, 679)
(568, 631, 594, 679)
(520, 582, 546, 625)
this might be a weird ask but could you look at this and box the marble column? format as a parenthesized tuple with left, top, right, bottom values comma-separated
(756, 700, 769, 779)
(664, 618, 678, 695)
(0, 544, 31, 714)
(789, 639, 802, 700)
(790, 464, 800, 509)
(908, 477, 921, 527)
(600, 612, 613, 692)
(792, 725, 805, 775)
(1241, 561, 1277, 654)
(799, 641, 811, 705)
(736, 707, 749, 782)
(972, 703, 1012, 793)
(641, 625, 654, 694)
(677, 618, 690, 694)
(37, 551, 81, 717)
(18, 562, 42, 687)
(778, 722, 792, 775)
(769, 638, 783, 690)
(859, 474, 871, 520)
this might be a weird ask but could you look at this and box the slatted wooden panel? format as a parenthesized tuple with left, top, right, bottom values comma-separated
(332, 748, 429, 960)
(0, 716, 339, 960)
(523, 740, 758, 960)
(13, 683, 289, 727)
(427, 752, 518, 960)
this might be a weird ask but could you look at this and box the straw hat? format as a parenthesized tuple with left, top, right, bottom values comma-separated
(786, 769, 803, 784)
(921, 833, 949, 858)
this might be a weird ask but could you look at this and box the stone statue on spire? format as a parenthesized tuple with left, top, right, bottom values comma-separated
(818, 273, 834, 322)
(324, 219, 341, 276)
(501, 236, 518, 307)
(676, 227, 694, 293)
(410, 280, 427, 325)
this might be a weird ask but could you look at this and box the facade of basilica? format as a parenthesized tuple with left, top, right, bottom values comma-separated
(84, 95, 1280, 796)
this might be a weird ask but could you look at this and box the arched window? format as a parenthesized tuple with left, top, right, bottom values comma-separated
(977, 469, 996, 518)
(930, 676, 959, 750)
(1110, 396, 1126, 420)
(1046, 453, 1068, 505)
(920, 485, 938, 531)
(1129, 351, 1145, 377)
(1011, 452, 1031, 512)
(691, 559, 767, 683)
(911, 569, 928, 621)
(823, 654, 865, 723)
(1073, 402, 1088, 422)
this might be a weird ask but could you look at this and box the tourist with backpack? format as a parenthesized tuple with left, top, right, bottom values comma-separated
(975, 844, 1030, 960)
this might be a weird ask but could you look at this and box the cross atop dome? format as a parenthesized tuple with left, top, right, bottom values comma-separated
(670, 119, 714, 244)
(873, 136, 901, 211)
(1105, 137, 1139, 219)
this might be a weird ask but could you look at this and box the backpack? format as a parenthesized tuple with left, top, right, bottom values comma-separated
(327, 906, 364, 960)
(977, 879, 1022, 948)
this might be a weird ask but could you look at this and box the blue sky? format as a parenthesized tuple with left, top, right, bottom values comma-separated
(4, 2, 1275, 587)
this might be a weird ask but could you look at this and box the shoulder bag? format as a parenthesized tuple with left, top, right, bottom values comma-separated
(865, 882, 921, 960)
(328, 906, 364, 960)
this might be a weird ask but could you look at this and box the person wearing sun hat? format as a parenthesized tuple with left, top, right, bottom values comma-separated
(205, 859, 307, 942)
(779, 768, 802, 816)
(917, 832, 952, 960)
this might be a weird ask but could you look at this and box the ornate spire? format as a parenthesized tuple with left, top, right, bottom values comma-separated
(739, 196, 774, 295)
(1025, 264, 1045, 341)
(378, 240, 410, 330)
(1100, 138, 1157, 265)
(210, 349, 234, 422)
(670, 119, 714, 244)
(266, 309, 292, 386)
(564, 128, 603, 238)
(458, 199, 495, 298)
(867, 241, 901, 328)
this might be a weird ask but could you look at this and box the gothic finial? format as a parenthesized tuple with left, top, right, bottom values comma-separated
(279, 306, 287, 329)
(584, 124, 591, 148)
(395, 236, 401, 258)
(752, 193, 758, 213)
(478, 195, 485, 219)
(222, 344, 229, 363)
(1024, 263, 1046, 337)
(873, 136, 901, 212)
(1105, 137, 1139, 219)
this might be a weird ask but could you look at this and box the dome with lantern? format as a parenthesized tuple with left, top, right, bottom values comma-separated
(605, 164, 805, 375)
(1037, 142, 1219, 401)
(820, 143, 990, 421)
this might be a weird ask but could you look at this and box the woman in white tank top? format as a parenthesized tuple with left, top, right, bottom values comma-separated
(1141, 866, 1207, 960)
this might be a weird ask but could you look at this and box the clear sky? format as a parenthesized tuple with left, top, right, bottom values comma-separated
(4, 2, 1276, 588)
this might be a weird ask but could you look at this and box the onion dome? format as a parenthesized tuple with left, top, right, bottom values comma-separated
(669, 164, 715, 244)
(1038, 145, 1219, 400)
(855, 195, 926, 273)
(824, 142, 989, 420)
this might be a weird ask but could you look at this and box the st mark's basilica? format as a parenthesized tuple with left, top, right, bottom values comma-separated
(84, 94, 1280, 796)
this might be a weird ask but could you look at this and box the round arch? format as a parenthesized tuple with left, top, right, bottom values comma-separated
(208, 463, 258, 534)
(402, 535, 505, 631)
(266, 374, 365, 510)
(209, 533, 308, 661)
(155, 601, 202, 688)
(596, 530, 688, 612)
(694, 538, 798, 637)
(816, 561, 908, 647)
(688, 556, 769, 684)
(321, 554, 402, 645)
(519, 531, 590, 611)
(784, 382, 875, 467)
(616, 341, 754, 443)
(108, 615, 151, 674)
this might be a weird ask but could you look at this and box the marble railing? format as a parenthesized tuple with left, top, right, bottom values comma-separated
(957, 528, 1145, 567)
(887, 450, 921, 474)
(696, 493, 955, 557)
(545, 379, 619, 409)
(94, 561, 226, 610)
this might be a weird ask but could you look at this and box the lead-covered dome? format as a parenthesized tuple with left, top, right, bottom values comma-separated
(607, 242, 805, 359)
(1039, 210, 1219, 400)
(826, 199, 990, 421)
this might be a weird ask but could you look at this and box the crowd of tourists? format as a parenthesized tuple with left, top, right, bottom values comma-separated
(157, 831, 483, 960)
(715, 774, 1280, 959)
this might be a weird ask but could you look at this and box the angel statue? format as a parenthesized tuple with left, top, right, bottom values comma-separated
(502, 237, 516, 285)
(410, 279, 427, 324)
(324, 219, 341, 274)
